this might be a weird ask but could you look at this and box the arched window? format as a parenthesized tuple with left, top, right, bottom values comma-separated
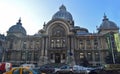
(50, 25, 66, 48)
(52, 25, 65, 37)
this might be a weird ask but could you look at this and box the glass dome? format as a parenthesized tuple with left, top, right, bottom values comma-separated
(52, 5, 73, 21)
(98, 15, 119, 30)
(8, 18, 26, 35)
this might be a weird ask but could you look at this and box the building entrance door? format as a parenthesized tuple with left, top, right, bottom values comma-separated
(55, 53, 61, 63)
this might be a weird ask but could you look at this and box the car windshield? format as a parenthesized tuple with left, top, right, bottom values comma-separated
(23, 69, 30, 74)
(60, 65, 70, 69)
(12, 69, 20, 74)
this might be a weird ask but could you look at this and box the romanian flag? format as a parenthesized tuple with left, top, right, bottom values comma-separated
(114, 33, 120, 52)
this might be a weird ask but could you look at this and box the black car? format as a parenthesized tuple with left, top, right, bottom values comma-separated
(39, 65, 55, 73)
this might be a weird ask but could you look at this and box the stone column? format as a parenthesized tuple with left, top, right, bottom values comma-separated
(66, 35, 75, 66)
(71, 35, 75, 66)
(38, 36, 47, 66)
(44, 36, 48, 64)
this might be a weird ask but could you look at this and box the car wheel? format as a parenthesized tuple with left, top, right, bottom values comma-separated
(56, 71, 59, 74)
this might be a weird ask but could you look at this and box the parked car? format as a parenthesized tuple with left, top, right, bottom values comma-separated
(54, 65, 73, 74)
(39, 65, 55, 73)
(73, 65, 93, 74)
(32, 67, 41, 74)
(3, 67, 38, 74)
(20, 63, 35, 69)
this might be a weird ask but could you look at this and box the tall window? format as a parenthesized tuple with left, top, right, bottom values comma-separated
(51, 38, 66, 48)
(21, 51, 25, 61)
(62, 39, 66, 47)
(9, 40, 13, 49)
(29, 41, 33, 49)
(86, 39, 91, 45)
(51, 40, 54, 48)
(87, 52, 92, 61)
(95, 52, 100, 61)
(80, 53, 84, 59)
(27, 52, 32, 61)
(62, 53, 65, 59)
(23, 41, 26, 49)
(79, 40, 84, 49)
(86, 39, 92, 49)
(35, 41, 40, 49)
(50, 53, 54, 59)
(34, 52, 38, 61)
(94, 38, 98, 49)
(94, 38, 98, 45)
(56, 39, 60, 47)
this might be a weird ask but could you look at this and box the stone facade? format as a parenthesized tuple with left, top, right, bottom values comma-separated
(0, 34, 6, 62)
(2, 5, 119, 66)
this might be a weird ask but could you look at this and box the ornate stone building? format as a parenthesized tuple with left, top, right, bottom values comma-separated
(3, 5, 119, 66)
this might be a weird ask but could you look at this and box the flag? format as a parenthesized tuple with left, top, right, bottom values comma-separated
(114, 33, 120, 52)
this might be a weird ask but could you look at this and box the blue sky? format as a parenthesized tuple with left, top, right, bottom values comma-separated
(0, 0, 120, 35)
